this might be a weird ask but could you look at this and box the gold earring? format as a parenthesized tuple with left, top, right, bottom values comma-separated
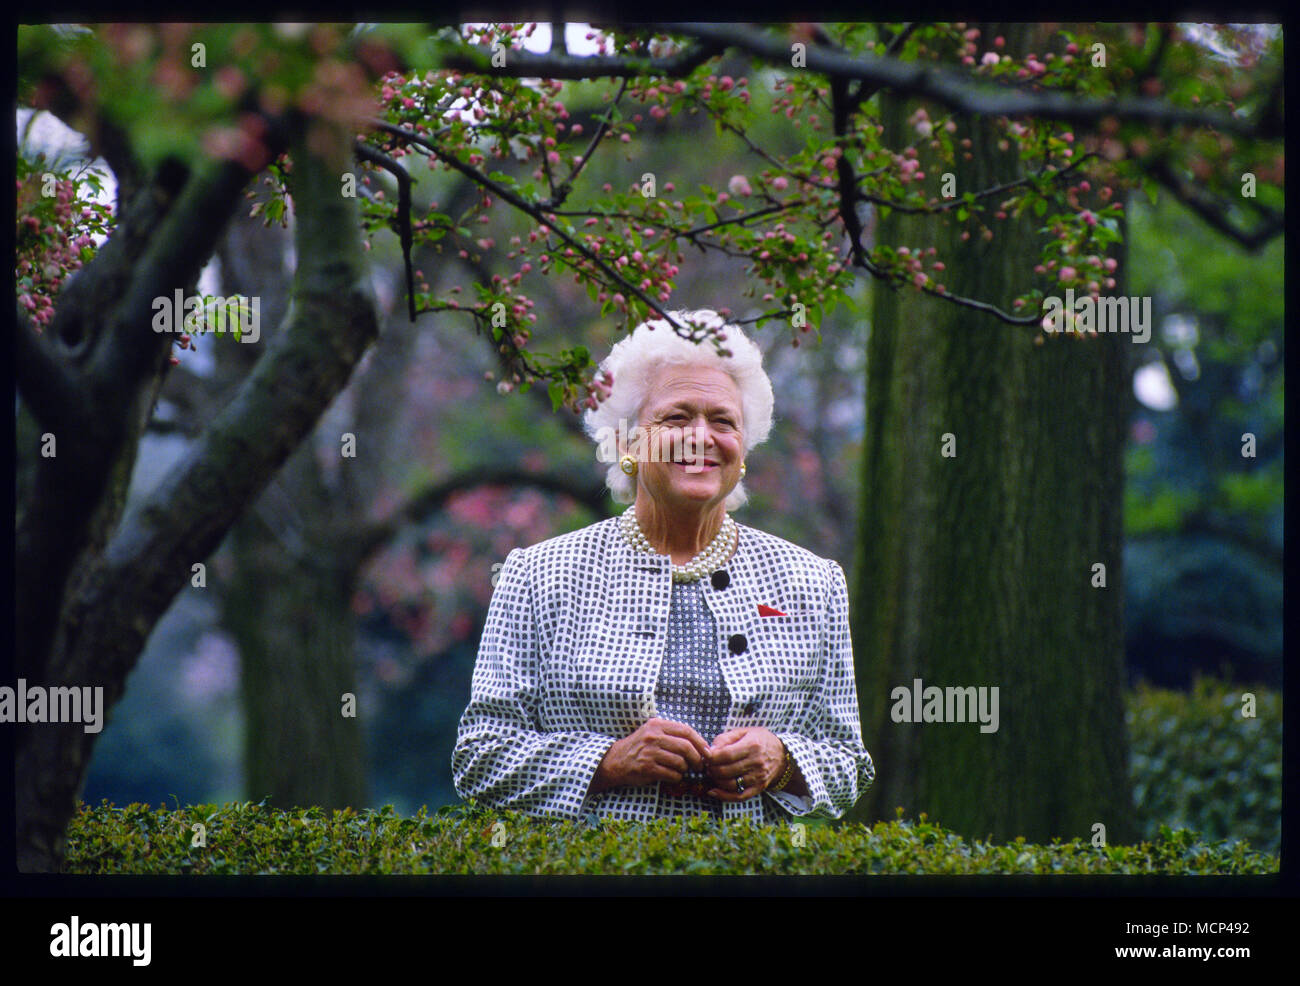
(620, 454, 638, 476)
(739, 461, 747, 479)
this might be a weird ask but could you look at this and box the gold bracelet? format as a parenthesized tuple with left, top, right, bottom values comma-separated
(769, 740, 795, 792)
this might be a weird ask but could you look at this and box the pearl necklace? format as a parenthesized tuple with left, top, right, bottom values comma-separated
(620, 508, 737, 583)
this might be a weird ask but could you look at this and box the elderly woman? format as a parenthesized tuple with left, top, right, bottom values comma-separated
(452, 309, 874, 823)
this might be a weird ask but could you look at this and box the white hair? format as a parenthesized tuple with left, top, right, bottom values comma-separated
(582, 309, 774, 509)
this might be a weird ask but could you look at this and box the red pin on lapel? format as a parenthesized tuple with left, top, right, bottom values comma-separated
(757, 604, 787, 617)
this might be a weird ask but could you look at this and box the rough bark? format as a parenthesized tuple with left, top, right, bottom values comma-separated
(848, 24, 1134, 845)
(226, 507, 368, 809)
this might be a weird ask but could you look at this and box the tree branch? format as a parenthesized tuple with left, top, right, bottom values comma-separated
(89, 138, 291, 401)
(850, 22, 920, 110)
(25, 81, 144, 210)
(439, 38, 725, 80)
(355, 140, 416, 320)
(352, 465, 614, 566)
(368, 119, 708, 342)
(657, 23, 1281, 140)
(1145, 158, 1284, 252)
(14, 303, 82, 435)
(542, 78, 627, 210)
(92, 128, 379, 658)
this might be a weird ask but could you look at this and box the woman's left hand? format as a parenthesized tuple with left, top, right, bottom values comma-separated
(704, 727, 784, 801)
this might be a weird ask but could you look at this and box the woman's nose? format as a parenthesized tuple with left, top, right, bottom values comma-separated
(690, 420, 718, 454)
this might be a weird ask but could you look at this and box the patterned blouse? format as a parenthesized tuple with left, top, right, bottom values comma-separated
(655, 579, 785, 823)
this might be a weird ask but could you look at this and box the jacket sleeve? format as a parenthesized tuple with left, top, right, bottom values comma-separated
(767, 558, 875, 819)
(451, 545, 616, 819)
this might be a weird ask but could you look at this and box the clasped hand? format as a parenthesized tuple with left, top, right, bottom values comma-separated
(596, 717, 784, 802)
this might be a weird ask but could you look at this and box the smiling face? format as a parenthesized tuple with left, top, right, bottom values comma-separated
(631, 364, 745, 513)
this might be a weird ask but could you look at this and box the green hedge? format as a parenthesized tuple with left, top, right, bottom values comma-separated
(60, 676, 1279, 875)
(1127, 676, 1281, 856)
(64, 801, 1277, 875)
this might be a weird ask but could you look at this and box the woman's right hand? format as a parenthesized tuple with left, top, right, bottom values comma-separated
(591, 718, 711, 792)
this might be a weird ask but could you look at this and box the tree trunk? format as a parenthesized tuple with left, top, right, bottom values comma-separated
(848, 23, 1134, 845)
(224, 505, 368, 808)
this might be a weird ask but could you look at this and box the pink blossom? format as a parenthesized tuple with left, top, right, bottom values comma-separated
(1059, 266, 1077, 281)
(728, 175, 753, 197)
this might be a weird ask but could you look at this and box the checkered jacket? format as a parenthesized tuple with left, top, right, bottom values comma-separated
(452, 515, 875, 823)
